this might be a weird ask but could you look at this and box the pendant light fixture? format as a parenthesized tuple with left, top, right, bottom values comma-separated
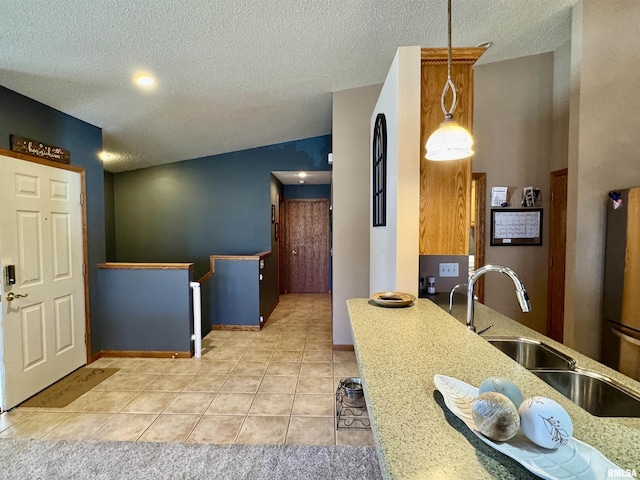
(425, 0, 474, 161)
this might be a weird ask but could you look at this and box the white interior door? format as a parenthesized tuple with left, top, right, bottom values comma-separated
(0, 153, 86, 410)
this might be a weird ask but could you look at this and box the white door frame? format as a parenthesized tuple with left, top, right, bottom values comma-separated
(0, 148, 92, 365)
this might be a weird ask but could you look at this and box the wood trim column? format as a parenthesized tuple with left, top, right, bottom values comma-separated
(472, 172, 486, 303)
(419, 48, 485, 255)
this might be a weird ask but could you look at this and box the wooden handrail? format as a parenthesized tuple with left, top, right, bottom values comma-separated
(197, 251, 271, 283)
(98, 262, 194, 270)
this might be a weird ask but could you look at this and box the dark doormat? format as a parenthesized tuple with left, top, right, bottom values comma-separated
(20, 367, 119, 408)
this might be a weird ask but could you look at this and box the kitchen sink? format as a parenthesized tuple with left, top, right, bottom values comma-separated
(484, 336, 575, 370)
(484, 336, 640, 417)
(530, 368, 640, 417)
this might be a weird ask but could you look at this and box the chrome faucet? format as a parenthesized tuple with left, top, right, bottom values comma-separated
(466, 264, 531, 332)
(449, 283, 476, 314)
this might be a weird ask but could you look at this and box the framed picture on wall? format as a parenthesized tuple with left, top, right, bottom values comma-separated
(271, 204, 276, 223)
(490, 208, 543, 246)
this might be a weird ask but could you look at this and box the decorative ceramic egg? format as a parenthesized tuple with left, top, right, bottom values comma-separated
(478, 376, 524, 409)
(518, 396, 573, 449)
(471, 392, 520, 442)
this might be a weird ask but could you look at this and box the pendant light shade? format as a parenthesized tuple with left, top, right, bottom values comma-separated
(425, 0, 474, 161)
(425, 115, 474, 161)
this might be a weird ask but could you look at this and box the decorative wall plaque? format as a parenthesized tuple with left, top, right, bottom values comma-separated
(372, 113, 387, 227)
(10, 135, 70, 164)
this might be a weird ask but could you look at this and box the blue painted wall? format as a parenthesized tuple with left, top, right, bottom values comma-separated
(208, 259, 260, 326)
(283, 184, 331, 199)
(0, 85, 105, 355)
(98, 267, 193, 352)
(104, 171, 116, 261)
(266, 175, 283, 311)
(113, 136, 332, 280)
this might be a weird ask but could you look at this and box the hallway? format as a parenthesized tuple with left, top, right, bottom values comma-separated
(0, 294, 373, 446)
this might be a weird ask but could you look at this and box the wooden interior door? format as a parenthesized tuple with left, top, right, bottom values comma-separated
(547, 168, 568, 342)
(285, 199, 329, 293)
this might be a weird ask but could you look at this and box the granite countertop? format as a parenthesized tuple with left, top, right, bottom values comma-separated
(347, 297, 640, 479)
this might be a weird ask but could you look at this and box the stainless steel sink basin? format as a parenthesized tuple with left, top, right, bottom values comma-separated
(530, 368, 640, 417)
(484, 336, 640, 417)
(484, 336, 575, 370)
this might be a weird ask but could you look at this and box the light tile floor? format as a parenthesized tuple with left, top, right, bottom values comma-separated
(0, 293, 375, 446)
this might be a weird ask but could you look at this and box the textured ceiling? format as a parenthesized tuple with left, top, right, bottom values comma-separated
(0, 0, 576, 172)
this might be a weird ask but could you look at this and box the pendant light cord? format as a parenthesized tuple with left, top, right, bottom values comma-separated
(425, 0, 474, 160)
(447, 0, 452, 81)
(441, 0, 458, 118)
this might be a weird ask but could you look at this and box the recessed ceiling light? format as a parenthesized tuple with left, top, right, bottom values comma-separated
(99, 151, 121, 162)
(134, 74, 156, 88)
(98, 151, 112, 161)
(298, 172, 308, 178)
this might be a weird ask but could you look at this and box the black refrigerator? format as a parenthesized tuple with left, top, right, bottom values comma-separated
(601, 187, 640, 382)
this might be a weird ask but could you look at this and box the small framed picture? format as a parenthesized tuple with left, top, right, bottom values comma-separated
(490, 208, 543, 246)
(271, 204, 275, 223)
(274, 222, 279, 241)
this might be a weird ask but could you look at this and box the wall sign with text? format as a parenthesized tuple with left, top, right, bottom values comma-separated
(10, 135, 70, 164)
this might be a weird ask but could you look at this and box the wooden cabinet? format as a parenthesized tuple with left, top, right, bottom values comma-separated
(419, 48, 484, 255)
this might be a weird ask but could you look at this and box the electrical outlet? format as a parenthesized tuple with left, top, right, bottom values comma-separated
(439, 262, 459, 277)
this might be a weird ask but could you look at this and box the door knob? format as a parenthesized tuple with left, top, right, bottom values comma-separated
(292, 250, 298, 255)
(6, 292, 28, 301)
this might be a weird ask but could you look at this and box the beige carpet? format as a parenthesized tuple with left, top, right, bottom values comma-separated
(20, 367, 119, 408)
(0, 440, 382, 480)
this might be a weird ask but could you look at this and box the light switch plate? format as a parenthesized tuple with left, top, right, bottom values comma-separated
(439, 262, 459, 277)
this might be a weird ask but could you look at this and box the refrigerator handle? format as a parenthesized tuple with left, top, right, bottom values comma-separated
(610, 326, 640, 348)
